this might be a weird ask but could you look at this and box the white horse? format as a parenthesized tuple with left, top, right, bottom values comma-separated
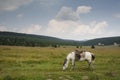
(63, 50, 95, 70)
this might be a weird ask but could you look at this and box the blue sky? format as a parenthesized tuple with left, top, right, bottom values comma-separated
(0, 0, 120, 40)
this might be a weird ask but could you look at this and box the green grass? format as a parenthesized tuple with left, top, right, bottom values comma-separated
(0, 46, 120, 80)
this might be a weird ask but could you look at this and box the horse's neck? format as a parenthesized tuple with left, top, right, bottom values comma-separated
(67, 52, 75, 60)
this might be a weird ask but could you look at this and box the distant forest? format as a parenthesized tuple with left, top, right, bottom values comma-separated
(0, 31, 82, 47)
(0, 31, 120, 47)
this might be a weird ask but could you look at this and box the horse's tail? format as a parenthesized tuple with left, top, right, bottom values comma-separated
(91, 53, 95, 63)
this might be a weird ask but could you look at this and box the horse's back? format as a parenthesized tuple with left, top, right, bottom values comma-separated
(85, 52, 91, 58)
(84, 52, 93, 61)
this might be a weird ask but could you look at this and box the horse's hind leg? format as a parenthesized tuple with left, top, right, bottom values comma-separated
(87, 60, 94, 71)
(91, 62, 95, 70)
(87, 61, 94, 71)
(87, 61, 91, 69)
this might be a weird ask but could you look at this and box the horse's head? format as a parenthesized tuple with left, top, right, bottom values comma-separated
(63, 58, 67, 70)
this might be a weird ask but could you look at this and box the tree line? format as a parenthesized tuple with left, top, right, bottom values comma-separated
(0, 32, 81, 47)
(1, 31, 120, 47)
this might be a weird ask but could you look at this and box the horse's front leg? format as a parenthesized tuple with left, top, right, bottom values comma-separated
(91, 62, 94, 71)
(71, 59, 75, 70)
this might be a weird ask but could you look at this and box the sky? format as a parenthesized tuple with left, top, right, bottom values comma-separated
(0, 0, 120, 40)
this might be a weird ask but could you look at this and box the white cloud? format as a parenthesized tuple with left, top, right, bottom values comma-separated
(20, 24, 42, 34)
(43, 19, 108, 40)
(48, 19, 77, 32)
(41, 6, 108, 40)
(90, 21, 108, 34)
(76, 6, 92, 14)
(56, 7, 80, 21)
(0, 0, 32, 11)
(56, 6, 92, 21)
(45, 19, 77, 36)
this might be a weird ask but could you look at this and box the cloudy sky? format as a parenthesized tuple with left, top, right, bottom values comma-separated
(0, 0, 120, 40)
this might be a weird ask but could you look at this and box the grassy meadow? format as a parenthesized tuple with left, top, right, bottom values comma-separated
(0, 46, 120, 80)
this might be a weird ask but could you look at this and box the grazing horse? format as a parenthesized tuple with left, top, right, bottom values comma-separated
(63, 50, 95, 70)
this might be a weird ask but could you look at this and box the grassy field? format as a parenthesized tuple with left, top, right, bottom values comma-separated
(0, 46, 120, 80)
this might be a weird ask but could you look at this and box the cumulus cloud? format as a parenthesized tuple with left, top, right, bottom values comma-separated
(40, 6, 108, 40)
(0, 0, 32, 11)
(43, 19, 108, 39)
(56, 7, 80, 21)
(91, 21, 108, 34)
(43, 20, 72, 38)
(56, 6, 92, 21)
(45, 20, 77, 36)
(20, 24, 42, 34)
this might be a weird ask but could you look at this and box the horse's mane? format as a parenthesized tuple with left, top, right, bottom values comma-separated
(75, 50, 84, 54)
(74, 50, 83, 61)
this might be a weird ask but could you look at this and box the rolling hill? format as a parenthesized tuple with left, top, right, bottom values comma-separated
(82, 36, 120, 46)
(0, 31, 82, 47)
(0, 31, 120, 46)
